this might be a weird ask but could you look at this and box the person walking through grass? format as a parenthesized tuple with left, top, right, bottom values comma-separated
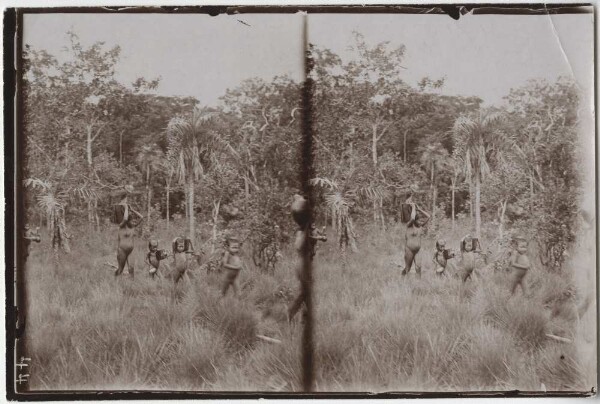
(433, 239, 455, 276)
(221, 236, 244, 297)
(170, 236, 192, 302)
(457, 234, 477, 282)
(401, 200, 429, 279)
(509, 235, 531, 297)
(288, 194, 328, 322)
(146, 239, 170, 279)
(115, 203, 141, 279)
(287, 222, 327, 322)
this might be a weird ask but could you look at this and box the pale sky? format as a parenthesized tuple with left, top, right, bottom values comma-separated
(24, 12, 593, 107)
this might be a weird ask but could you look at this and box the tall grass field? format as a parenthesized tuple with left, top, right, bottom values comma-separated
(25, 218, 596, 392)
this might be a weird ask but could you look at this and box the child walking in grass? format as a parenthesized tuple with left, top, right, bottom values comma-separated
(458, 235, 478, 282)
(509, 236, 531, 297)
(146, 239, 169, 279)
(433, 239, 454, 276)
(170, 236, 194, 302)
(221, 236, 244, 297)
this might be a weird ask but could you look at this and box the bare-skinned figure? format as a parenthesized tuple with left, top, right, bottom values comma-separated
(170, 236, 192, 302)
(509, 237, 531, 297)
(288, 222, 327, 323)
(221, 237, 244, 297)
(115, 204, 140, 279)
(401, 203, 430, 279)
(146, 239, 169, 279)
(433, 239, 455, 276)
(146, 240, 160, 278)
(458, 235, 477, 282)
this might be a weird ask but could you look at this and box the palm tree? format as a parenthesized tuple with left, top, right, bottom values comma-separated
(452, 111, 507, 239)
(310, 177, 358, 253)
(419, 141, 449, 228)
(25, 178, 71, 260)
(136, 145, 164, 232)
(167, 108, 221, 243)
(449, 155, 463, 230)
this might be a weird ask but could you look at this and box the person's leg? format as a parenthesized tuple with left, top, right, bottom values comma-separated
(414, 248, 422, 279)
(521, 273, 528, 297)
(461, 268, 472, 283)
(402, 247, 414, 275)
(116, 248, 127, 276)
(232, 278, 238, 297)
(221, 271, 232, 296)
(509, 269, 521, 295)
(221, 282, 229, 296)
(172, 269, 185, 302)
(128, 254, 135, 279)
(174, 268, 185, 284)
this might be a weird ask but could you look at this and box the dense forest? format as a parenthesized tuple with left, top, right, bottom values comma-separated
(23, 32, 583, 270)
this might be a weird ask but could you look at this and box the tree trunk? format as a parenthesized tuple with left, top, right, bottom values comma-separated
(372, 199, 378, 224)
(499, 200, 507, 239)
(372, 125, 378, 167)
(475, 172, 481, 239)
(331, 205, 337, 233)
(211, 199, 221, 254)
(119, 130, 123, 167)
(86, 125, 93, 167)
(451, 181, 456, 230)
(87, 199, 93, 231)
(146, 166, 151, 232)
(430, 162, 435, 227)
(529, 174, 534, 213)
(166, 184, 170, 230)
(469, 181, 474, 222)
(244, 175, 249, 210)
(432, 182, 438, 229)
(403, 129, 407, 163)
(379, 197, 385, 230)
(183, 186, 189, 219)
(187, 176, 195, 243)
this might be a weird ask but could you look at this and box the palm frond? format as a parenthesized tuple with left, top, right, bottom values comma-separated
(310, 177, 339, 190)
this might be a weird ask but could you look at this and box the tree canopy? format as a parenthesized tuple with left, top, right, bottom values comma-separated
(23, 32, 584, 269)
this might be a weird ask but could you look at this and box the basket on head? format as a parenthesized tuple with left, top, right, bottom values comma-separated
(400, 203, 414, 223)
(156, 249, 169, 260)
(112, 204, 142, 224)
(112, 204, 126, 224)
(184, 238, 194, 253)
(226, 236, 240, 246)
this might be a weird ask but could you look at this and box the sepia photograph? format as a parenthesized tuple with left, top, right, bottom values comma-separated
(8, 5, 597, 396)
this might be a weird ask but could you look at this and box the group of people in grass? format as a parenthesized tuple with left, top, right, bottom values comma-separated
(400, 195, 531, 296)
(114, 190, 532, 311)
(114, 200, 245, 300)
(25, 188, 529, 318)
(112, 193, 328, 318)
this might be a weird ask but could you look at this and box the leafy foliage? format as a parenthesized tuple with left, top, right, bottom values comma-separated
(22, 32, 584, 272)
